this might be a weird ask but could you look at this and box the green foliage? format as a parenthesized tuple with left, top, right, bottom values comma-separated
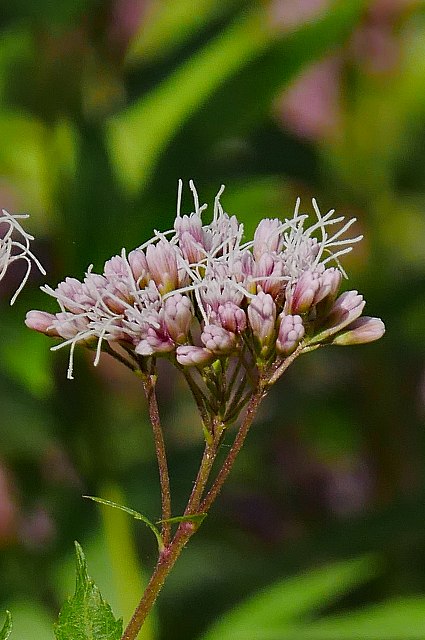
(200, 556, 425, 640)
(157, 513, 207, 526)
(126, 0, 242, 64)
(0, 612, 12, 640)
(107, 0, 365, 194)
(54, 542, 122, 640)
(107, 6, 272, 194)
(84, 495, 164, 551)
(199, 556, 380, 640)
(281, 597, 425, 639)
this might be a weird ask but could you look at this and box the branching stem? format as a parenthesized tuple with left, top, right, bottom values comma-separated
(122, 349, 303, 640)
(141, 374, 172, 546)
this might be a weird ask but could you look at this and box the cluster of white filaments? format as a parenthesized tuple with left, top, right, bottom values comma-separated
(26, 181, 384, 379)
(0, 209, 45, 304)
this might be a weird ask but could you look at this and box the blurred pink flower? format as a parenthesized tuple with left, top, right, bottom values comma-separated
(278, 57, 342, 141)
(270, 0, 331, 31)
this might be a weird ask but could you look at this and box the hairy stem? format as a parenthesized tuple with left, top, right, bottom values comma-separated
(184, 418, 225, 516)
(121, 417, 225, 640)
(122, 350, 303, 640)
(200, 384, 266, 513)
(121, 521, 196, 640)
(142, 375, 172, 546)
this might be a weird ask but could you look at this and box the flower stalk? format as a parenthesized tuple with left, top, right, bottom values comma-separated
(141, 373, 172, 546)
(25, 181, 385, 640)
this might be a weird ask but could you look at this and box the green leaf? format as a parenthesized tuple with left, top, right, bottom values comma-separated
(84, 495, 164, 551)
(106, 6, 273, 194)
(157, 513, 207, 526)
(54, 542, 122, 640)
(279, 597, 425, 640)
(106, 0, 365, 195)
(126, 0, 242, 64)
(199, 556, 380, 640)
(0, 612, 12, 640)
(97, 483, 156, 640)
(2, 602, 52, 640)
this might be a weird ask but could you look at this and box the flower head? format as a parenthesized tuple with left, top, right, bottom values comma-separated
(26, 181, 384, 379)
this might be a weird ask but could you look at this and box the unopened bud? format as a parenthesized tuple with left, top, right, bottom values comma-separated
(201, 324, 236, 354)
(332, 317, 385, 345)
(288, 270, 320, 314)
(25, 311, 59, 337)
(276, 314, 304, 355)
(128, 249, 149, 286)
(176, 345, 214, 367)
(310, 290, 366, 344)
(253, 218, 282, 260)
(247, 291, 276, 349)
(163, 294, 193, 343)
(217, 302, 247, 333)
(145, 240, 179, 294)
(316, 267, 342, 304)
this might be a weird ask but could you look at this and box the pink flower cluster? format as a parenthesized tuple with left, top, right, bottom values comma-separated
(26, 182, 384, 378)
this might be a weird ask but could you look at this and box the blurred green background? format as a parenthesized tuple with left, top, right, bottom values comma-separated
(1, 0, 425, 638)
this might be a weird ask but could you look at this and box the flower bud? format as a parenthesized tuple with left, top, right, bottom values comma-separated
(25, 311, 59, 337)
(288, 270, 320, 314)
(128, 249, 149, 286)
(255, 253, 285, 299)
(247, 291, 276, 350)
(145, 240, 179, 294)
(276, 314, 304, 355)
(163, 294, 193, 343)
(176, 345, 214, 367)
(201, 324, 236, 354)
(216, 302, 247, 333)
(52, 312, 90, 339)
(175, 214, 206, 264)
(135, 324, 174, 356)
(332, 317, 385, 345)
(316, 267, 342, 304)
(253, 218, 283, 260)
(310, 290, 366, 344)
(327, 290, 365, 330)
(55, 278, 88, 313)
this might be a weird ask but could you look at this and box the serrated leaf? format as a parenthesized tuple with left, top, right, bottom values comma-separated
(84, 495, 164, 551)
(54, 542, 122, 640)
(0, 612, 12, 640)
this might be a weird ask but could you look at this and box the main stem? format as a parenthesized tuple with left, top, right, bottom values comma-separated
(142, 375, 172, 545)
(121, 384, 265, 640)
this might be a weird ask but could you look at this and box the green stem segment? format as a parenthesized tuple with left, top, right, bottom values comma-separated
(121, 384, 266, 640)
(142, 374, 172, 546)
(121, 351, 301, 640)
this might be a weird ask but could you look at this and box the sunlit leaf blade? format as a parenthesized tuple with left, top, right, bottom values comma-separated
(84, 495, 164, 551)
(54, 542, 122, 640)
(106, 6, 272, 194)
(0, 612, 12, 640)
(184, 0, 366, 145)
(199, 556, 380, 640)
(126, 0, 242, 64)
(279, 597, 425, 640)
(106, 0, 365, 195)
